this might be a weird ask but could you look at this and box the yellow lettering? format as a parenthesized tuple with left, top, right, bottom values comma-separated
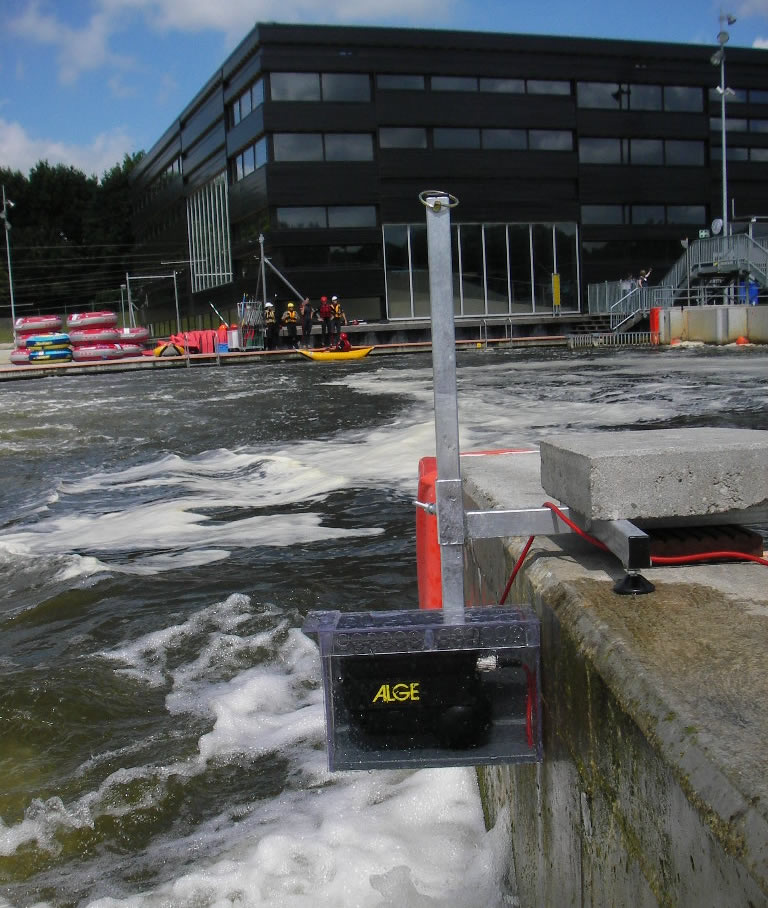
(392, 683, 409, 701)
(372, 681, 420, 704)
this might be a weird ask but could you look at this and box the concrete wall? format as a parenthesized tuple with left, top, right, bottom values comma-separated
(460, 456, 768, 907)
(659, 304, 768, 344)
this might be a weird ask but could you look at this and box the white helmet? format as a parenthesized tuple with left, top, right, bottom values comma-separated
(265, 302, 274, 308)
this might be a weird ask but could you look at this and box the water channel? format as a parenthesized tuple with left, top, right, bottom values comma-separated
(1, 344, 766, 907)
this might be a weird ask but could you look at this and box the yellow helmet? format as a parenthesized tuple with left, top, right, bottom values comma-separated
(287, 302, 294, 309)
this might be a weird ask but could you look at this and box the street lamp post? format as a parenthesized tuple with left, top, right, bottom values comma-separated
(712, 13, 737, 237)
(1, 185, 16, 328)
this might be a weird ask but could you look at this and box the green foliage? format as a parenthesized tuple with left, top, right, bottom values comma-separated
(0, 152, 145, 320)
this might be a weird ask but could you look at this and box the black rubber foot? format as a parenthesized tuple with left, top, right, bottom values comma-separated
(613, 573, 655, 596)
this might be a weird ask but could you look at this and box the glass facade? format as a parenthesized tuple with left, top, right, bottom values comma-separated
(383, 221, 580, 318)
(187, 173, 233, 293)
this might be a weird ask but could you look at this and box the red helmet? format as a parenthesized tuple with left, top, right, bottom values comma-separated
(320, 296, 328, 302)
(341, 332, 348, 341)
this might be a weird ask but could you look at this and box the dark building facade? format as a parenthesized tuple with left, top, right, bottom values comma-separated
(131, 23, 768, 324)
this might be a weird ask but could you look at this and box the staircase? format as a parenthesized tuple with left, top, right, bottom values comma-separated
(587, 234, 768, 328)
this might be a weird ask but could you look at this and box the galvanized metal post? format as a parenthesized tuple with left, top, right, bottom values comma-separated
(423, 191, 465, 621)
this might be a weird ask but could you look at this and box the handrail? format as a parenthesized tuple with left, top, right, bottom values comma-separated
(589, 234, 768, 318)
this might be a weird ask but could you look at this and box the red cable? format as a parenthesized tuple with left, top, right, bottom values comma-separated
(499, 534, 535, 604)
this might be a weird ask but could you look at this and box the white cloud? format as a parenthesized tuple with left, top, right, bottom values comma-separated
(0, 118, 134, 178)
(10, 0, 450, 83)
(753, 36, 768, 47)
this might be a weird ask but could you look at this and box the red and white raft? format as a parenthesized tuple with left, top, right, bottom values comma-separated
(71, 343, 144, 362)
(67, 310, 118, 330)
(14, 314, 63, 335)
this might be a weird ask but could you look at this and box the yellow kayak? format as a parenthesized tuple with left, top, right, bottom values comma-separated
(297, 346, 374, 362)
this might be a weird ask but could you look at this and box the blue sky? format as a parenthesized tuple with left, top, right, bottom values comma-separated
(2, 0, 768, 178)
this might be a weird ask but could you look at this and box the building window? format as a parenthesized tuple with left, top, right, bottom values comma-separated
(750, 89, 768, 104)
(431, 76, 478, 92)
(527, 79, 570, 96)
(630, 138, 664, 165)
(628, 84, 662, 111)
(271, 72, 321, 101)
(479, 77, 525, 94)
(187, 172, 233, 292)
(667, 205, 706, 224)
(665, 140, 705, 165)
(710, 117, 749, 132)
(377, 74, 425, 90)
(751, 147, 768, 161)
(329, 244, 382, 265)
(433, 127, 480, 148)
(379, 127, 428, 148)
(276, 207, 327, 228)
(274, 132, 373, 161)
(232, 80, 265, 126)
(231, 137, 267, 183)
(273, 133, 324, 161)
(577, 82, 664, 110)
(581, 205, 625, 224)
(663, 85, 703, 112)
(481, 128, 527, 149)
(750, 119, 768, 133)
(276, 205, 377, 229)
(631, 205, 665, 225)
(709, 87, 748, 104)
(529, 129, 572, 151)
(327, 205, 377, 227)
(324, 133, 374, 160)
(321, 73, 370, 101)
(579, 137, 623, 164)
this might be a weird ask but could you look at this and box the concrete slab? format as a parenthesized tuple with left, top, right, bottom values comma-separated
(539, 427, 768, 524)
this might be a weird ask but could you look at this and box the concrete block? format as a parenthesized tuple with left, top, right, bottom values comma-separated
(539, 427, 768, 523)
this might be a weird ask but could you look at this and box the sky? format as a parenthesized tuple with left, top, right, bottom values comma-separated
(2, 0, 768, 179)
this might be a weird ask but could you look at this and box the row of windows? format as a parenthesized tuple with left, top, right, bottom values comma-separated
(276, 244, 382, 269)
(708, 87, 768, 104)
(381, 126, 572, 151)
(579, 138, 706, 166)
(710, 117, 768, 133)
(276, 205, 377, 229)
(231, 79, 265, 126)
(581, 204, 707, 226)
(225, 71, 768, 139)
(232, 137, 268, 181)
(577, 82, 702, 112)
(138, 156, 183, 210)
(711, 145, 768, 161)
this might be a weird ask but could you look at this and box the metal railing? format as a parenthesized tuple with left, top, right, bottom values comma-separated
(588, 234, 768, 323)
(567, 331, 657, 349)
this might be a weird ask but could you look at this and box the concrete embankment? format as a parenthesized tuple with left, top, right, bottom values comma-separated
(461, 446, 768, 906)
(660, 304, 768, 344)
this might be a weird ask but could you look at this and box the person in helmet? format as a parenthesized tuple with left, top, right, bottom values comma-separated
(333, 331, 352, 353)
(281, 301, 299, 348)
(264, 301, 278, 350)
(318, 295, 333, 347)
(329, 295, 346, 346)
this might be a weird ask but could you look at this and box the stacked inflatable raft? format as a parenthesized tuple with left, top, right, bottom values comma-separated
(10, 313, 150, 364)
(12, 315, 72, 363)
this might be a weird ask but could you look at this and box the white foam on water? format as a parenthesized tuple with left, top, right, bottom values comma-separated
(1, 594, 513, 906)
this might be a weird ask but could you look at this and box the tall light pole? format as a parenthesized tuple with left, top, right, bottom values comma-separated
(1, 186, 16, 328)
(711, 13, 737, 237)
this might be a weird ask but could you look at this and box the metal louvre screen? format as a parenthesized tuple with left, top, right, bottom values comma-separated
(186, 172, 233, 293)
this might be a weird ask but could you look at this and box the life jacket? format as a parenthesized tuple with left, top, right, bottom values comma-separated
(265, 308, 276, 324)
(332, 302, 343, 319)
(283, 309, 298, 324)
(319, 302, 333, 320)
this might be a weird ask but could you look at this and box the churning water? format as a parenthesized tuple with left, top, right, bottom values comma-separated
(0, 344, 766, 907)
